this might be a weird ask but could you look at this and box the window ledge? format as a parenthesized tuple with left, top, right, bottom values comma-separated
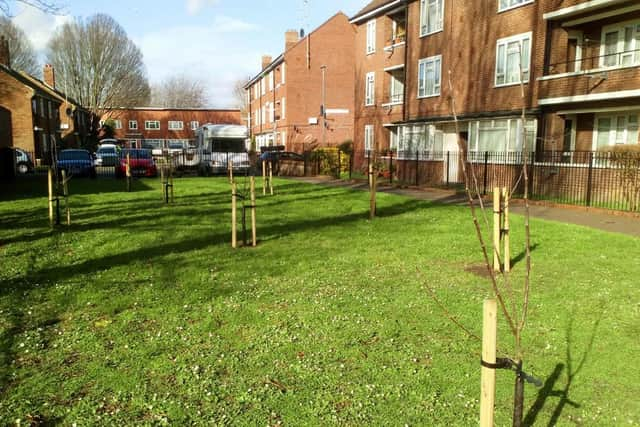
(381, 101, 404, 107)
(497, 0, 535, 14)
(419, 28, 443, 39)
(417, 93, 441, 99)
(384, 41, 406, 52)
(494, 81, 529, 88)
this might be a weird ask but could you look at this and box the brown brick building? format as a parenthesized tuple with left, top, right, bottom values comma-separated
(101, 108, 242, 150)
(1, 36, 92, 164)
(244, 12, 356, 152)
(350, 0, 639, 170)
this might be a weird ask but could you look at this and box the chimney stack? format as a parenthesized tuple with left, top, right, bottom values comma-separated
(44, 64, 56, 89)
(261, 55, 272, 70)
(285, 29, 299, 51)
(0, 36, 10, 68)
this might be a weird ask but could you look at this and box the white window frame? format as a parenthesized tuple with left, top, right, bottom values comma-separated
(366, 19, 376, 54)
(269, 71, 274, 91)
(261, 78, 266, 96)
(145, 120, 160, 130)
(498, 0, 534, 13)
(190, 121, 199, 130)
(281, 98, 286, 119)
(365, 72, 375, 106)
(495, 32, 532, 87)
(281, 131, 287, 147)
(168, 121, 184, 130)
(418, 55, 442, 98)
(599, 19, 640, 68)
(593, 113, 639, 150)
(419, 0, 444, 37)
(114, 119, 122, 130)
(467, 118, 537, 155)
(567, 31, 583, 72)
(364, 124, 374, 152)
(282, 62, 286, 84)
(129, 120, 138, 130)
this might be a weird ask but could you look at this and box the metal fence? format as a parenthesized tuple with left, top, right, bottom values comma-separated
(356, 150, 640, 212)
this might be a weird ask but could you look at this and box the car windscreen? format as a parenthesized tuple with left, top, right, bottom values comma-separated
(59, 151, 90, 161)
(168, 142, 185, 150)
(97, 147, 116, 154)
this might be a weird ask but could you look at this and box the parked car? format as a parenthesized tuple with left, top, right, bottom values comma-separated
(258, 151, 304, 175)
(57, 149, 96, 178)
(116, 149, 157, 178)
(95, 143, 120, 166)
(14, 148, 34, 174)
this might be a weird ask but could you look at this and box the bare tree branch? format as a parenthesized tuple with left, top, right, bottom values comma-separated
(150, 74, 208, 108)
(0, 0, 63, 16)
(0, 15, 38, 74)
(46, 13, 150, 113)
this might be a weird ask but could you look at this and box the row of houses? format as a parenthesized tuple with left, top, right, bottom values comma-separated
(0, 36, 241, 166)
(244, 0, 640, 161)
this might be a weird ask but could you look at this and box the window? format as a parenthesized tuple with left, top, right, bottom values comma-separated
(364, 124, 374, 152)
(420, 0, 444, 37)
(190, 121, 199, 130)
(281, 98, 286, 119)
(47, 101, 53, 119)
(39, 98, 45, 117)
(366, 19, 376, 54)
(269, 103, 275, 123)
(594, 114, 639, 149)
(467, 118, 537, 153)
(261, 78, 266, 95)
(129, 120, 138, 130)
(495, 32, 531, 86)
(498, 0, 533, 12)
(145, 120, 160, 130)
(388, 69, 404, 103)
(365, 72, 375, 106)
(261, 106, 266, 125)
(168, 121, 184, 130)
(269, 72, 274, 91)
(600, 21, 640, 68)
(113, 120, 122, 129)
(31, 99, 37, 114)
(282, 62, 286, 84)
(254, 84, 259, 99)
(281, 131, 286, 147)
(418, 55, 441, 98)
(395, 125, 444, 160)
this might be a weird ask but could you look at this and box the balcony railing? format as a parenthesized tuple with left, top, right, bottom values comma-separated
(547, 48, 640, 76)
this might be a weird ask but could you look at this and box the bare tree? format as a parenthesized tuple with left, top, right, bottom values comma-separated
(46, 14, 150, 113)
(0, 15, 38, 74)
(233, 76, 251, 119)
(150, 74, 208, 108)
(0, 0, 62, 16)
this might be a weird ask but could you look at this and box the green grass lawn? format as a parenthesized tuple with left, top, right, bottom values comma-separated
(0, 176, 639, 426)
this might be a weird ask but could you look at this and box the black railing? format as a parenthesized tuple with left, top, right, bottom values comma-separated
(358, 150, 640, 212)
(547, 47, 640, 74)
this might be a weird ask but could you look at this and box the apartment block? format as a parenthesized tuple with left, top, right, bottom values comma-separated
(351, 0, 639, 171)
(101, 107, 242, 151)
(244, 12, 356, 152)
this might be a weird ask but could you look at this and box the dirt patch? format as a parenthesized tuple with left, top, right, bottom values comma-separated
(464, 264, 493, 280)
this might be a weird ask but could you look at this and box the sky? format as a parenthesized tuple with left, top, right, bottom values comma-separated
(9, 0, 366, 108)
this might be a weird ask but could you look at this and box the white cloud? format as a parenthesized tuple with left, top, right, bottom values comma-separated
(11, 4, 72, 52)
(186, 0, 221, 15)
(137, 19, 260, 108)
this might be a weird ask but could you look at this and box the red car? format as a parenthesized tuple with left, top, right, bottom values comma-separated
(116, 149, 157, 178)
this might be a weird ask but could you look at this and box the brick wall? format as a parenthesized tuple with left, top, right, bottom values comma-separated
(0, 71, 34, 152)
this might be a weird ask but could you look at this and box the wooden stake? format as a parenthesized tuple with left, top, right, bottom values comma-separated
(493, 187, 501, 272)
(169, 164, 174, 203)
(160, 163, 166, 201)
(268, 161, 274, 195)
(126, 153, 132, 192)
(61, 169, 70, 225)
(228, 160, 234, 183)
(250, 176, 257, 247)
(47, 168, 54, 226)
(231, 182, 237, 249)
(262, 161, 267, 195)
(480, 299, 498, 427)
(503, 187, 510, 273)
(369, 162, 377, 220)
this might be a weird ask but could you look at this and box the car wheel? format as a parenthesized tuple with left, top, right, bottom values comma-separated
(17, 162, 30, 174)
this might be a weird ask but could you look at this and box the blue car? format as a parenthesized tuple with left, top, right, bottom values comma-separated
(57, 149, 97, 178)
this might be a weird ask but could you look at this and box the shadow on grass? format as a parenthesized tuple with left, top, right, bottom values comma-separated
(510, 243, 540, 269)
(523, 313, 601, 426)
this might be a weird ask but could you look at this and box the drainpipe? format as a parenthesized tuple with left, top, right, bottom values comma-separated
(402, 0, 409, 124)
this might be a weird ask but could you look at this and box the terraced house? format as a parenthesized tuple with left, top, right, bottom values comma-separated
(350, 0, 640, 188)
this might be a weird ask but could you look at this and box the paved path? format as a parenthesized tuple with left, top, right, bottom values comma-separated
(288, 176, 640, 238)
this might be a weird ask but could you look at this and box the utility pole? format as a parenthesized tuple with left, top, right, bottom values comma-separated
(321, 65, 327, 147)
